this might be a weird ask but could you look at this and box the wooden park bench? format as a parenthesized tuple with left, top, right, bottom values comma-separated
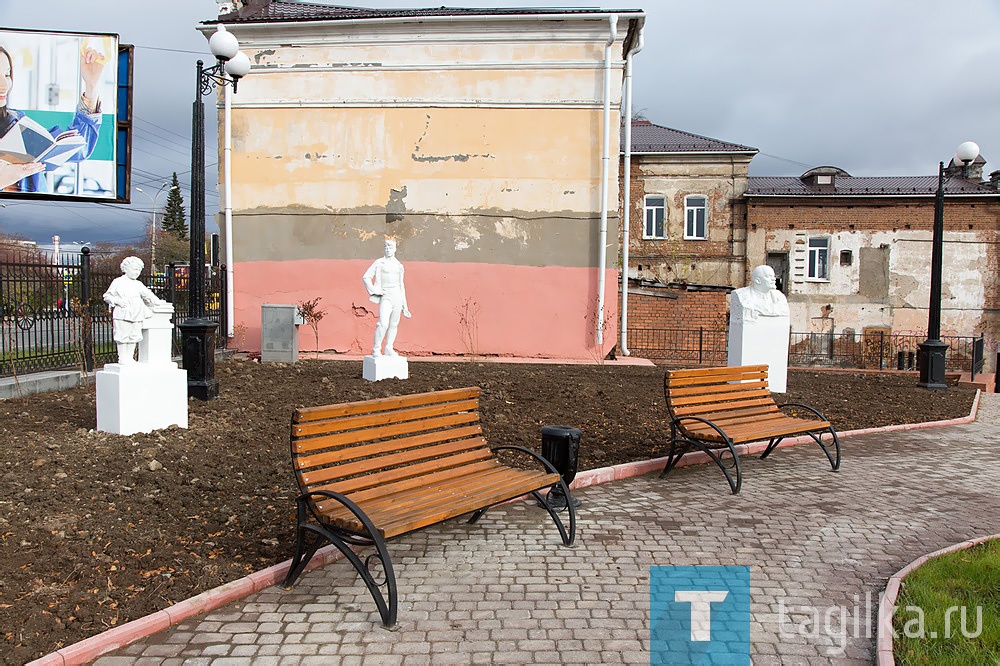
(281, 386, 576, 626)
(661, 364, 841, 494)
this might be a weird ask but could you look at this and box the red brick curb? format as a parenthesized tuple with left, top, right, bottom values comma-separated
(875, 532, 1000, 665)
(28, 389, 981, 665)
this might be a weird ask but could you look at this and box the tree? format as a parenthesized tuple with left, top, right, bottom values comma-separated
(161, 172, 188, 240)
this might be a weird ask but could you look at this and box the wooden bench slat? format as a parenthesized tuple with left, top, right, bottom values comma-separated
(296, 425, 484, 470)
(362, 473, 557, 538)
(667, 381, 770, 398)
(323, 467, 556, 532)
(666, 364, 768, 380)
(310, 459, 504, 514)
(293, 412, 480, 453)
(330, 462, 547, 511)
(294, 387, 481, 423)
(683, 415, 828, 442)
(299, 436, 491, 486)
(293, 398, 480, 437)
(672, 397, 776, 416)
(669, 388, 773, 408)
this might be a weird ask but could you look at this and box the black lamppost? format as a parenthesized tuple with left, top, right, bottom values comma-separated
(917, 140, 979, 389)
(178, 25, 249, 400)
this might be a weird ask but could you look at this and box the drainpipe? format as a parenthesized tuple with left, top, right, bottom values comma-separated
(224, 81, 235, 338)
(597, 14, 618, 348)
(619, 25, 643, 356)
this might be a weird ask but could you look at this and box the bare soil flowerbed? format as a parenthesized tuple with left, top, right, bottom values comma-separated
(0, 357, 977, 663)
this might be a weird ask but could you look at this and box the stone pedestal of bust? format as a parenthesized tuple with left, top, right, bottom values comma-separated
(727, 265, 791, 392)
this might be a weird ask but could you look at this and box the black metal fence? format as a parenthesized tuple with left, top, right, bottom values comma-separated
(629, 327, 984, 373)
(1, 246, 225, 378)
(788, 330, 982, 372)
(628, 328, 728, 365)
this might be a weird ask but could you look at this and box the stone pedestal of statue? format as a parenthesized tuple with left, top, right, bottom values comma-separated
(727, 314, 790, 393)
(363, 354, 409, 382)
(97, 304, 188, 435)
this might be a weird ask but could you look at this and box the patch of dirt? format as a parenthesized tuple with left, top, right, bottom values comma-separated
(0, 358, 977, 663)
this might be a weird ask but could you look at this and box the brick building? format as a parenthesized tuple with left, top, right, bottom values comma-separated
(744, 160, 1000, 353)
(618, 120, 756, 355)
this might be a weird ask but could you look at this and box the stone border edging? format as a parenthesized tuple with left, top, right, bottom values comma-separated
(875, 533, 1000, 665)
(28, 389, 981, 665)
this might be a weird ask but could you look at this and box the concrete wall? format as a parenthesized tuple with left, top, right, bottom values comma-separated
(219, 16, 634, 358)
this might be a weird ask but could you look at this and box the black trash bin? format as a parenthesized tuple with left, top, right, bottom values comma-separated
(540, 425, 582, 509)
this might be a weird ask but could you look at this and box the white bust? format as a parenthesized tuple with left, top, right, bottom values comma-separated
(730, 265, 789, 323)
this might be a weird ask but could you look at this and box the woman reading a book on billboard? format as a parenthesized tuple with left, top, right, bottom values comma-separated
(0, 43, 106, 192)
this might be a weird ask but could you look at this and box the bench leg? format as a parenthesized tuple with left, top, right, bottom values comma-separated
(660, 436, 743, 495)
(760, 429, 841, 472)
(532, 478, 577, 546)
(282, 492, 399, 627)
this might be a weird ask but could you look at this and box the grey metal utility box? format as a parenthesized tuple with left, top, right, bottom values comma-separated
(261, 304, 300, 363)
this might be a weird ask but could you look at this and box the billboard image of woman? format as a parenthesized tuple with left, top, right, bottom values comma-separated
(0, 29, 118, 199)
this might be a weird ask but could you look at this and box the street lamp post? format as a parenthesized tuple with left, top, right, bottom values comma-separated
(135, 182, 172, 273)
(917, 140, 980, 389)
(179, 24, 250, 400)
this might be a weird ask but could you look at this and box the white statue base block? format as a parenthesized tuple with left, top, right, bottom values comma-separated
(96, 363, 189, 435)
(363, 355, 409, 382)
(727, 315, 790, 393)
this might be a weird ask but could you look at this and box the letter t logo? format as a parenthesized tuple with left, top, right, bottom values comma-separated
(674, 591, 730, 641)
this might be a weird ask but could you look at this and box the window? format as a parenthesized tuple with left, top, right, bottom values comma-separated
(644, 196, 665, 239)
(808, 237, 830, 280)
(684, 195, 707, 239)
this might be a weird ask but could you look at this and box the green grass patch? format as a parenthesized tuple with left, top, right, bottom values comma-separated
(893, 538, 1000, 664)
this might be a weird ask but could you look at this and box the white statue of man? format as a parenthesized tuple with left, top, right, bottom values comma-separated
(730, 265, 789, 323)
(362, 239, 411, 356)
(103, 256, 166, 363)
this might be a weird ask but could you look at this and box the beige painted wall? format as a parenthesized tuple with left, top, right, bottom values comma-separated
(208, 13, 639, 357)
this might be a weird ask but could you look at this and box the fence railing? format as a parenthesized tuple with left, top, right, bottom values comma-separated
(628, 327, 984, 373)
(627, 328, 728, 365)
(788, 330, 982, 373)
(1, 246, 226, 378)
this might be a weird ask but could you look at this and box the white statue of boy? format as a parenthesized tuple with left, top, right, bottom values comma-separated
(362, 239, 411, 356)
(103, 256, 166, 364)
(730, 265, 789, 323)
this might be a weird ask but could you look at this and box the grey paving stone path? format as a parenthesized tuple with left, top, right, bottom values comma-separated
(95, 394, 1000, 665)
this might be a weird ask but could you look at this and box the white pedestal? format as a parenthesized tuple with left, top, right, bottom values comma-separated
(139, 303, 175, 365)
(97, 303, 187, 435)
(363, 355, 409, 381)
(727, 315, 790, 393)
(96, 363, 189, 435)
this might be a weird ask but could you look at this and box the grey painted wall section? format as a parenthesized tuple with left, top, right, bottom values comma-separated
(233, 210, 619, 268)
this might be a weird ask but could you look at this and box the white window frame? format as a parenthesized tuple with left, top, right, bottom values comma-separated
(684, 195, 708, 240)
(807, 236, 831, 281)
(643, 195, 666, 239)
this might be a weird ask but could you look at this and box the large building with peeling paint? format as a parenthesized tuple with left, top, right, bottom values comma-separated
(207, 2, 645, 359)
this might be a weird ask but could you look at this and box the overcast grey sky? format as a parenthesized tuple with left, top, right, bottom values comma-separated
(2, 0, 999, 245)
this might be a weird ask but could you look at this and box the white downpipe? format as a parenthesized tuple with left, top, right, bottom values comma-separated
(597, 14, 617, 348)
(620, 27, 643, 356)
(224, 81, 235, 338)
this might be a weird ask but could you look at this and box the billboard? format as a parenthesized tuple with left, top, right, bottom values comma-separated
(1, 28, 130, 202)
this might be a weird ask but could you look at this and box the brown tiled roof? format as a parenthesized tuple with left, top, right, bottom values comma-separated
(624, 120, 756, 154)
(746, 175, 998, 197)
(214, 2, 641, 24)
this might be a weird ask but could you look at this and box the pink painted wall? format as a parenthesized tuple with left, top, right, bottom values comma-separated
(234, 259, 619, 359)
